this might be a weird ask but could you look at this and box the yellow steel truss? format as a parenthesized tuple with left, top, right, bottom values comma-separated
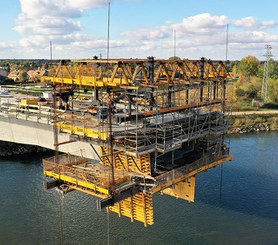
(42, 59, 229, 88)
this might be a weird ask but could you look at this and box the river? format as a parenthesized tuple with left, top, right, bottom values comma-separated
(1, 132, 278, 245)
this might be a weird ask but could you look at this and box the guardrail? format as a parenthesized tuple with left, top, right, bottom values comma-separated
(43, 153, 132, 195)
(153, 149, 231, 192)
(0, 101, 53, 124)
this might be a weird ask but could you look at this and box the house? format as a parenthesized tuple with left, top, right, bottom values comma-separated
(27, 68, 47, 82)
(8, 70, 20, 81)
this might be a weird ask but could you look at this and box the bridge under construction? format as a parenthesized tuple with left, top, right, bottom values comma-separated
(41, 57, 232, 226)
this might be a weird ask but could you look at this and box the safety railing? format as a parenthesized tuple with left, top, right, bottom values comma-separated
(43, 153, 132, 194)
(0, 101, 52, 123)
(154, 148, 231, 191)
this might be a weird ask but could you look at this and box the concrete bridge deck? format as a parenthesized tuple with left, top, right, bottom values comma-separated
(0, 100, 98, 159)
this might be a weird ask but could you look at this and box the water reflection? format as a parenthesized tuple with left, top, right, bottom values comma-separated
(1, 132, 278, 244)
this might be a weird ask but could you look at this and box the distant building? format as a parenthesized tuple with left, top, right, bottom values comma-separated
(8, 70, 20, 81)
(27, 68, 47, 82)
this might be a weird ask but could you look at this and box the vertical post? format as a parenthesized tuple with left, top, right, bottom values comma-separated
(173, 29, 176, 58)
(50, 40, 53, 62)
(53, 84, 59, 163)
(108, 92, 115, 194)
(168, 86, 172, 107)
(107, 2, 111, 61)
(95, 88, 99, 101)
(213, 81, 217, 100)
(225, 24, 229, 61)
(200, 57, 205, 102)
(186, 85, 189, 104)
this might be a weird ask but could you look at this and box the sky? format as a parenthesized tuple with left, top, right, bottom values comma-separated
(1, 0, 278, 60)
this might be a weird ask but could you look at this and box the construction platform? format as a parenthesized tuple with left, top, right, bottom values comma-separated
(42, 57, 232, 226)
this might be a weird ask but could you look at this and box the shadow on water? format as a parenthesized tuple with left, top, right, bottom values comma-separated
(196, 132, 278, 221)
(196, 164, 278, 222)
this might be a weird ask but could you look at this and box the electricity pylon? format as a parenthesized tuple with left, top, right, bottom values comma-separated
(261, 45, 273, 103)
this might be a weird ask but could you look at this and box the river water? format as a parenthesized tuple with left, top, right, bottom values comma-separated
(1, 132, 278, 245)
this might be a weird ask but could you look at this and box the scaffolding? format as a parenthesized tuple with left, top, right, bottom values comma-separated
(42, 57, 232, 226)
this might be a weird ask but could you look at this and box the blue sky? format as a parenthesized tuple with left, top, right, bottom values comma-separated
(1, 0, 278, 60)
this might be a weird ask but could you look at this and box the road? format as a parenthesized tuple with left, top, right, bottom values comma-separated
(231, 110, 278, 116)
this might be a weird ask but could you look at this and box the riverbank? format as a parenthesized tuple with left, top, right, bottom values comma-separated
(229, 111, 278, 134)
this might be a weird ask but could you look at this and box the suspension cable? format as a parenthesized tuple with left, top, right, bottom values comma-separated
(56, 188, 64, 245)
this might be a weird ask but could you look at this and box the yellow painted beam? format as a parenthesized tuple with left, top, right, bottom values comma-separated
(57, 122, 109, 140)
(44, 170, 110, 195)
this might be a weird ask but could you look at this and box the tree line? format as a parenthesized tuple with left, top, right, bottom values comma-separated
(230, 56, 278, 105)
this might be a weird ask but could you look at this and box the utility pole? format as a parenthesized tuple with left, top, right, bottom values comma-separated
(225, 24, 229, 61)
(261, 44, 273, 103)
(107, 1, 111, 60)
(50, 40, 53, 62)
(173, 29, 176, 58)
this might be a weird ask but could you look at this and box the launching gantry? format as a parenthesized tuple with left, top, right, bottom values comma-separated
(42, 57, 232, 227)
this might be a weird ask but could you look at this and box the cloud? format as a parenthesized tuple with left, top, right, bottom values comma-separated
(68, 0, 110, 9)
(0, 42, 17, 49)
(234, 17, 257, 28)
(14, 16, 81, 36)
(234, 16, 278, 30)
(8, 6, 278, 60)
(14, 0, 84, 38)
(22, 0, 81, 17)
(14, 0, 113, 42)
(174, 13, 229, 33)
(121, 13, 229, 42)
(260, 20, 278, 29)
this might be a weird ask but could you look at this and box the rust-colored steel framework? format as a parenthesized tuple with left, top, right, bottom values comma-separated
(42, 57, 232, 226)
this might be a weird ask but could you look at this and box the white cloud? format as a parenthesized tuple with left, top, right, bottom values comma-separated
(121, 13, 228, 42)
(174, 13, 228, 33)
(8, 5, 278, 60)
(234, 17, 257, 28)
(0, 42, 17, 49)
(229, 31, 278, 45)
(19, 0, 82, 18)
(234, 17, 278, 30)
(260, 20, 278, 29)
(14, 0, 83, 48)
(68, 0, 110, 9)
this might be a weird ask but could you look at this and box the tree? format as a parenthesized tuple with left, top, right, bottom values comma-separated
(268, 59, 278, 80)
(19, 71, 28, 82)
(269, 78, 278, 103)
(236, 56, 260, 77)
(168, 56, 181, 60)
